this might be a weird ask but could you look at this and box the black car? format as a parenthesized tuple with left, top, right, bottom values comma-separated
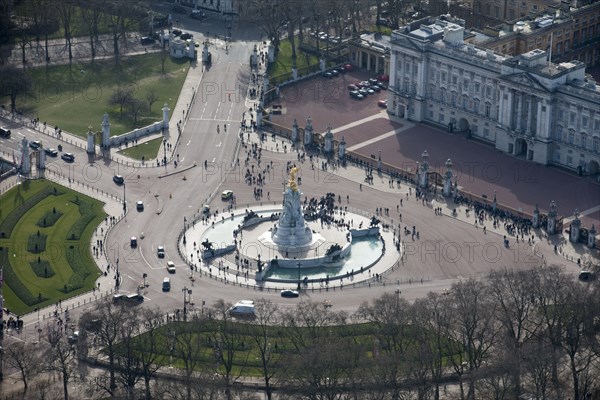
(44, 148, 58, 157)
(29, 140, 42, 150)
(331, 69, 340, 76)
(190, 10, 206, 20)
(281, 290, 300, 298)
(140, 36, 155, 45)
(321, 71, 333, 78)
(61, 153, 75, 162)
(180, 32, 193, 41)
(113, 175, 124, 185)
(171, 29, 182, 36)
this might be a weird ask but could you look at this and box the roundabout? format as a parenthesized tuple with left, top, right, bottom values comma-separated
(178, 165, 400, 287)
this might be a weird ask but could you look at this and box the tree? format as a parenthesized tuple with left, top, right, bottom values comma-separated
(105, 0, 145, 68)
(127, 97, 145, 125)
(84, 298, 133, 396)
(252, 299, 280, 400)
(4, 341, 43, 391)
(356, 293, 413, 399)
(209, 300, 250, 400)
(79, 0, 103, 60)
(159, 47, 169, 75)
(110, 85, 135, 117)
(115, 310, 144, 399)
(173, 318, 207, 400)
(489, 269, 542, 398)
(133, 308, 166, 400)
(0, 66, 33, 112)
(445, 278, 497, 400)
(45, 325, 77, 400)
(56, 0, 77, 63)
(146, 89, 158, 113)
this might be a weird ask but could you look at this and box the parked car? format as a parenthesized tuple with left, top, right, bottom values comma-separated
(113, 175, 124, 184)
(349, 90, 364, 100)
(281, 289, 300, 298)
(377, 74, 390, 82)
(371, 85, 381, 92)
(140, 36, 155, 45)
(344, 63, 354, 71)
(180, 32, 193, 41)
(369, 78, 379, 85)
(347, 84, 358, 91)
(377, 82, 388, 90)
(331, 69, 340, 76)
(358, 88, 369, 96)
(171, 29, 182, 36)
(61, 153, 74, 162)
(378, 99, 388, 108)
(44, 148, 58, 157)
(321, 71, 333, 78)
(190, 10, 206, 20)
(172, 4, 187, 14)
(29, 140, 42, 150)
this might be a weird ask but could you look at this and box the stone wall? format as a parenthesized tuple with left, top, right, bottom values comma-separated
(109, 121, 164, 147)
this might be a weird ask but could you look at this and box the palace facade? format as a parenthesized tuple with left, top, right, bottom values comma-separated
(387, 16, 600, 175)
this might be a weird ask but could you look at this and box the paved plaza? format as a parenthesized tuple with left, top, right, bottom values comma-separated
(269, 74, 600, 229)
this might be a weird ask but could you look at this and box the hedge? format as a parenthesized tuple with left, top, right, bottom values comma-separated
(30, 259, 55, 278)
(36, 209, 63, 228)
(0, 186, 55, 238)
(64, 245, 91, 292)
(0, 247, 46, 307)
(66, 198, 95, 240)
(27, 232, 47, 253)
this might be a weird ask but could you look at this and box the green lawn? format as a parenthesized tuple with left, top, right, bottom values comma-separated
(0, 179, 106, 315)
(269, 36, 319, 79)
(7, 53, 189, 138)
(118, 137, 164, 161)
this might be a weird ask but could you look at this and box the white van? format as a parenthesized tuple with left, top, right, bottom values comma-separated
(162, 277, 171, 291)
(228, 300, 255, 316)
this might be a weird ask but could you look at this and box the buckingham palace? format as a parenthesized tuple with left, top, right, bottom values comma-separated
(387, 15, 600, 176)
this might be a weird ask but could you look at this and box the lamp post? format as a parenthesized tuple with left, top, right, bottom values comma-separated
(297, 261, 301, 290)
(163, 138, 168, 173)
(115, 258, 120, 288)
(123, 182, 126, 213)
(182, 286, 192, 321)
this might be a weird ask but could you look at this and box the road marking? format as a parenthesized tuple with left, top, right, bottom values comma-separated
(212, 157, 216, 162)
(187, 140, 191, 146)
(215, 142, 222, 147)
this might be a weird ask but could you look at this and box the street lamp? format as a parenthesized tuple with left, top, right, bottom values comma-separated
(116, 258, 120, 288)
(297, 261, 301, 290)
(123, 182, 126, 213)
(163, 138, 168, 173)
(182, 286, 192, 321)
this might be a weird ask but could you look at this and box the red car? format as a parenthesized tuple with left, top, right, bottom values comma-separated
(348, 83, 358, 90)
(344, 63, 354, 71)
(378, 99, 388, 108)
(377, 74, 389, 82)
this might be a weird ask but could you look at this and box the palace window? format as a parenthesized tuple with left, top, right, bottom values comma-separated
(581, 134, 587, 149)
(568, 131, 575, 145)
(474, 98, 480, 113)
(593, 136, 599, 152)
(556, 125, 563, 141)
(485, 103, 491, 118)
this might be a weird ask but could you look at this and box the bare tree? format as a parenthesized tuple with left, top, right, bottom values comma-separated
(85, 298, 133, 396)
(356, 292, 414, 399)
(252, 299, 281, 400)
(133, 308, 166, 400)
(255, 0, 285, 54)
(110, 85, 135, 117)
(4, 341, 43, 391)
(127, 97, 145, 125)
(79, 0, 103, 60)
(115, 310, 144, 399)
(146, 89, 158, 113)
(210, 300, 250, 400)
(56, 0, 77, 63)
(489, 269, 542, 398)
(173, 318, 208, 400)
(445, 278, 497, 400)
(45, 325, 77, 400)
(104, 0, 145, 68)
(0, 66, 33, 112)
